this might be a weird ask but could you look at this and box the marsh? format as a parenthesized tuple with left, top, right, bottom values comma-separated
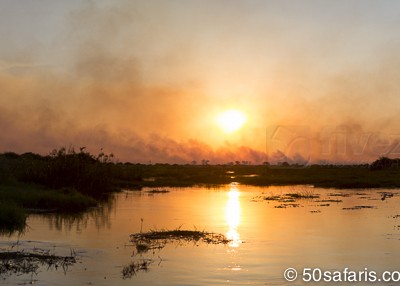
(1, 185, 399, 285)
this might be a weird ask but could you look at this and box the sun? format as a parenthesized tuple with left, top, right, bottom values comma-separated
(216, 109, 247, 134)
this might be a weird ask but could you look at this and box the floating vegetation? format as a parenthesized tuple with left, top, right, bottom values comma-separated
(123, 228, 232, 278)
(286, 192, 320, 199)
(261, 191, 319, 203)
(263, 195, 282, 201)
(130, 229, 231, 251)
(0, 249, 76, 279)
(343, 206, 377, 210)
(122, 259, 152, 279)
(146, 189, 170, 194)
(327, 193, 351, 197)
(256, 189, 324, 209)
(274, 203, 301, 208)
(316, 199, 343, 203)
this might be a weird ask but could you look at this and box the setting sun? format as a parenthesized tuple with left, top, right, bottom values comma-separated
(216, 109, 247, 134)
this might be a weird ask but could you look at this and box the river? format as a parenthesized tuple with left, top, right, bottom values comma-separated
(1, 184, 400, 285)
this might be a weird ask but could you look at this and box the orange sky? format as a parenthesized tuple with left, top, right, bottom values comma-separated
(1, 1, 400, 164)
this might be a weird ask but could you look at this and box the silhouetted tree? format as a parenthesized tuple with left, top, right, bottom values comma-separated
(370, 157, 395, 170)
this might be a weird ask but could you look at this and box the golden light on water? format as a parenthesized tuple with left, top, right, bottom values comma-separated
(216, 109, 247, 134)
(225, 185, 242, 248)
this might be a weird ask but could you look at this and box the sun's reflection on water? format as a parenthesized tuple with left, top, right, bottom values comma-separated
(225, 184, 242, 248)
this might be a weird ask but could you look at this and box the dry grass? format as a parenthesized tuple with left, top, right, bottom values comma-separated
(0, 249, 76, 279)
(122, 259, 152, 279)
(123, 228, 231, 278)
(130, 229, 231, 250)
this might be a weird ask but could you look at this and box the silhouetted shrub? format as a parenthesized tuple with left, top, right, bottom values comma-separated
(370, 157, 400, 170)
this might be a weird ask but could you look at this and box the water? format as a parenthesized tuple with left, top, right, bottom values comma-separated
(1, 185, 400, 285)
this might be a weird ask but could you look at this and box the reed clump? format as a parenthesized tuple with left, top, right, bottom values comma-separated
(123, 227, 231, 278)
(0, 148, 108, 232)
(122, 259, 152, 278)
(0, 249, 76, 279)
(130, 228, 231, 254)
(19, 147, 115, 197)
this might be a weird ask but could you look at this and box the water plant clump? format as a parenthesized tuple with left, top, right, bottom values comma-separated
(261, 190, 320, 203)
(342, 205, 377, 210)
(146, 189, 170, 194)
(286, 192, 319, 199)
(122, 228, 231, 278)
(130, 229, 231, 253)
(122, 259, 152, 279)
(0, 249, 77, 279)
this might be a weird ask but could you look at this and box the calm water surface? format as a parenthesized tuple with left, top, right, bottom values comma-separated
(1, 185, 400, 285)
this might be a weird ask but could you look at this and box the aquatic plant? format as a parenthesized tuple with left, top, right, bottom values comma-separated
(146, 189, 170, 194)
(123, 228, 231, 278)
(261, 187, 319, 203)
(286, 187, 319, 199)
(0, 248, 77, 279)
(130, 229, 231, 250)
(122, 259, 152, 278)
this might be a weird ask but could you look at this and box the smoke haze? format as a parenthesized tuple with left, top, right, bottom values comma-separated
(1, 0, 400, 164)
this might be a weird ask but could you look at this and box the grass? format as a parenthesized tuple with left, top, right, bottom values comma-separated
(0, 184, 97, 213)
(122, 259, 152, 279)
(111, 163, 400, 189)
(146, 189, 170, 194)
(4, 149, 400, 193)
(124, 227, 231, 277)
(2, 148, 400, 232)
(236, 166, 400, 189)
(129, 228, 231, 255)
(136, 229, 231, 243)
(262, 191, 319, 203)
(286, 186, 319, 199)
(0, 248, 76, 279)
(130, 228, 231, 252)
(17, 148, 115, 197)
(0, 148, 109, 232)
(0, 183, 97, 233)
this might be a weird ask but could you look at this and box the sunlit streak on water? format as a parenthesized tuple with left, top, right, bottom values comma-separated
(225, 185, 242, 248)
